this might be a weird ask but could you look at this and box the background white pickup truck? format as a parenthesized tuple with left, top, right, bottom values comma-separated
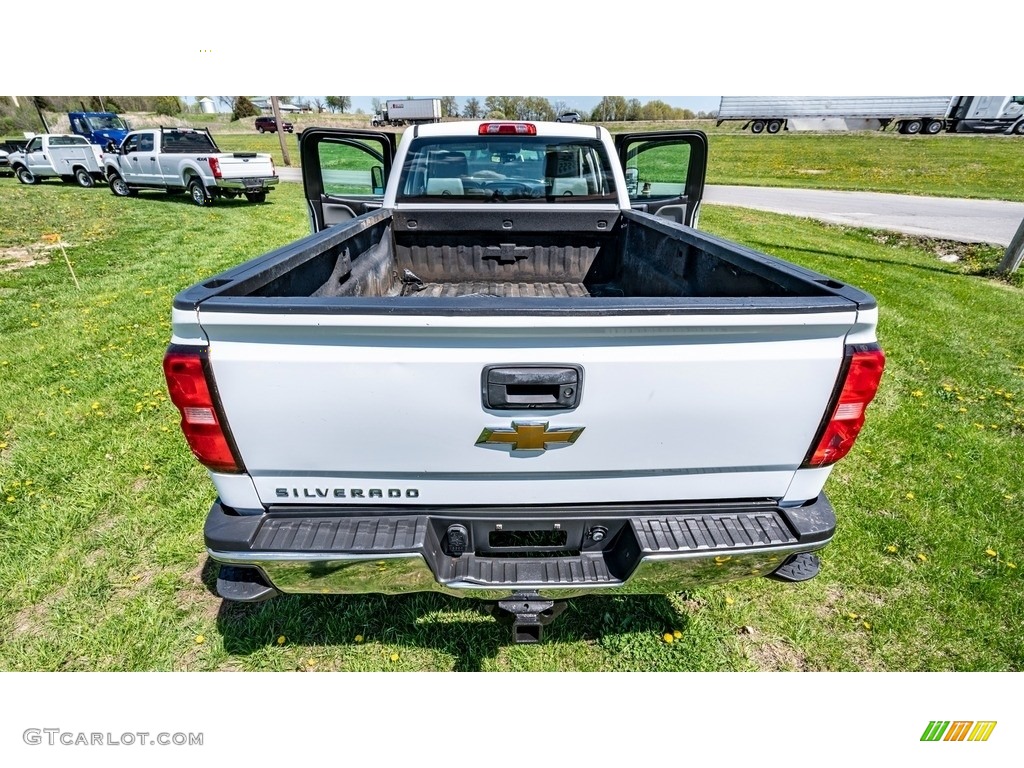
(164, 121, 885, 642)
(103, 127, 278, 205)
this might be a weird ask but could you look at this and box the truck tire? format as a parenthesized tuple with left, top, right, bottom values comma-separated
(244, 191, 267, 203)
(15, 166, 39, 185)
(766, 120, 783, 134)
(901, 119, 923, 135)
(924, 119, 943, 135)
(108, 173, 136, 197)
(751, 120, 766, 134)
(74, 167, 95, 188)
(188, 178, 212, 206)
(1012, 120, 1024, 136)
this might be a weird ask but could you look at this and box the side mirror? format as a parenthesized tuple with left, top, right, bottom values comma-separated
(371, 165, 385, 195)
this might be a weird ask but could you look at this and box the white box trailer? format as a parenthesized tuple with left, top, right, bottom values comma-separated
(717, 96, 957, 135)
(372, 98, 442, 127)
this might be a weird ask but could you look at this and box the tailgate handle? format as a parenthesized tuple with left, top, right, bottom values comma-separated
(483, 365, 582, 410)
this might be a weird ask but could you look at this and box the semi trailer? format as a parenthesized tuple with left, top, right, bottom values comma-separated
(716, 96, 1024, 135)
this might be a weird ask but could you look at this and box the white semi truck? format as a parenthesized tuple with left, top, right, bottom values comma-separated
(371, 98, 442, 127)
(717, 96, 1024, 135)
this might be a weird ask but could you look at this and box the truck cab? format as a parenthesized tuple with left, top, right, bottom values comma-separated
(68, 111, 130, 148)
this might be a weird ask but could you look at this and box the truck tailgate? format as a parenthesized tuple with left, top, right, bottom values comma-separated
(197, 310, 859, 507)
(215, 153, 274, 179)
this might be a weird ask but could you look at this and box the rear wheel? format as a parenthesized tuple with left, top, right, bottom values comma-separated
(244, 191, 267, 203)
(16, 166, 39, 185)
(257, 126, 265, 133)
(924, 119, 943, 135)
(188, 178, 212, 206)
(766, 120, 783, 134)
(75, 167, 95, 187)
(751, 120, 766, 134)
(901, 119, 923, 135)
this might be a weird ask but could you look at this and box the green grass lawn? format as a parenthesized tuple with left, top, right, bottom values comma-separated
(0, 178, 1021, 671)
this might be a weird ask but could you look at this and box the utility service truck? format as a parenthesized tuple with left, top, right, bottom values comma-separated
(7, 134, 105, 187)
(164, 121, 885, 642)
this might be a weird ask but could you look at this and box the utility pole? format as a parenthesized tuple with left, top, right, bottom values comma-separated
(270, 96, 291, 167)
(996, 215, 1024, 276)
(32, 98, 50, 132)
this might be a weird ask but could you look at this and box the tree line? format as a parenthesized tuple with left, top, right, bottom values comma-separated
(2, 95, 715, 133)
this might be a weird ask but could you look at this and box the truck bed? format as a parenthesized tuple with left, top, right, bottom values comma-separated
(185, 209, 861, 310)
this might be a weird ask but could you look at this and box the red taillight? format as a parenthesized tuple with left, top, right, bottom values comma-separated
(163, 347, 241, 473)
(803, 344, 886, 468)
(207, 156, 222, 178)
(479, 122, 537, 135)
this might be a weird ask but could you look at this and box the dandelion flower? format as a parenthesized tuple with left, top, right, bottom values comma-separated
(911, 390, 924, 398)
(662, 633, 674, 644)
(847, 612, 859, 620)
(673, 630, 682, 639)
(917, 553, 928, 563)
(277, 636, 286, 645)
(355, 635, 364, 643)
(725, 596, 735, 605)
(905, 492, 915, 500)
(862, 621, 872, 630)
(195, 634, 205, 644)
(886, 545, 898, 553)
(985, 549, 998, 557)
(390, 653, 400, 662)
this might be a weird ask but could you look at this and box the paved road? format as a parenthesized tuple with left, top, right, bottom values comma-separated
(276, 167, 1022, 246)
(704, 186, 1024, 247)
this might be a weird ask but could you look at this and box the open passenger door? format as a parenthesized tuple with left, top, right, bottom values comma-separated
(613, 131, 707, 227)
(300, 128, 397, 233)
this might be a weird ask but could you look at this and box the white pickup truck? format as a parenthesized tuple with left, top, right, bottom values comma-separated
(165, 121, 885, 642)
(103, 127, 278, 205)
(8, 134, 105, 187)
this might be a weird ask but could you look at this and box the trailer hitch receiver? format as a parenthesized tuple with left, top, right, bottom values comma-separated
(490, 592, 568, 643)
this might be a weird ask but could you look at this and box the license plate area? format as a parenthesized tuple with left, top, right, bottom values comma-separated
(430, 517, 628, 558)
(244, 178, 263, 190)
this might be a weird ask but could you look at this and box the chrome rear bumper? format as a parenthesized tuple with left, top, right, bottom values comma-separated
(206, 496, 835, 600)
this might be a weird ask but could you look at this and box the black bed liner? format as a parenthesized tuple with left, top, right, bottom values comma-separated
(173, 208, 876, 315)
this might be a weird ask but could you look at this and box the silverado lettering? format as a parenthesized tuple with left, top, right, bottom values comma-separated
(274, 488, 420, 499)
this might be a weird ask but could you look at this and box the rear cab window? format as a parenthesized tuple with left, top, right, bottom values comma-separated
(396, 135, 618, 203)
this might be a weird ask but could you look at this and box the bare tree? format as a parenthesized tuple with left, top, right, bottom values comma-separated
(463, 98, 482, 118)
(311, 97, 326, 113)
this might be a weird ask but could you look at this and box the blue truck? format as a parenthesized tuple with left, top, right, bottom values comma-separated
(68, 111, 130, 148)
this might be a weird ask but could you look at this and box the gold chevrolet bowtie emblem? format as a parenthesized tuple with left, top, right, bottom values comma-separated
(476, 421, 584, 452)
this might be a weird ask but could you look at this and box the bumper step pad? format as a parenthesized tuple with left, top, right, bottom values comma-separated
(766, 552, 821, 582)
